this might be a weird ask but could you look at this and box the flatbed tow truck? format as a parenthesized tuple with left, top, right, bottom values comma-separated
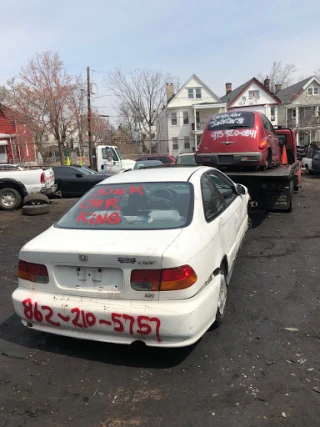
(198, 127, 301, 213)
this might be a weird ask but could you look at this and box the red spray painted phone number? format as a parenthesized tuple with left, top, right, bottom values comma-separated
(22, 298, 161, 342)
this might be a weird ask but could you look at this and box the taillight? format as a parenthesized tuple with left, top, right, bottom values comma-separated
(18, 260, 49, 284)
(130, 269, 161, 291)
(40, 172, 45, 184)
(131, 265, 197, 292)
(258, 140, 268, 150)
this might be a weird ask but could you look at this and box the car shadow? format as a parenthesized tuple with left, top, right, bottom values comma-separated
(0, 314, 196, 369)
(249, 211, 268, 229)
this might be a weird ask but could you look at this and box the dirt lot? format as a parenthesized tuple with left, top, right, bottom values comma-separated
(0, 174, 320, 427)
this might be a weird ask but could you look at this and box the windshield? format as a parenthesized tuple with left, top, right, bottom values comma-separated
(115, 147, 122, 160)
(177, 155, 196, 165)
(56, 181, 193, 230)
(207, 112, 255, 131)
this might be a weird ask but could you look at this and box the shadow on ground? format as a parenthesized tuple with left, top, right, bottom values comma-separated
(0, 313, 196, 369)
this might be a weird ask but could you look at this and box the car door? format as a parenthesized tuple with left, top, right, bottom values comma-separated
(206, 170, 246, 274)
(56, 167, 82, 195)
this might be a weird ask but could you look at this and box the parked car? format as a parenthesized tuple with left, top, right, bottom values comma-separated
(52, 166, 109, 197)
(0, 167, 56, 210)
(303, 150, 320, 174)
(196, 111, 281, 169)
(312, 151, 320, 173)
(175, 154, 196, 165)
(12, 166, 249, 348)
(133, 160, 164, 170)
(135, 155, 175, 164)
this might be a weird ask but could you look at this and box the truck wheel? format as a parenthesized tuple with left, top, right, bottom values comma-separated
(0, 188, 22, 211)
(23, 193, 49, 206)
(22, 204, 50, 216)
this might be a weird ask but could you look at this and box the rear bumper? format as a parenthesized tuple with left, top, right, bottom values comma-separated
(41, 184, 58, 195)
(197, 152, 263, 166)
(12, 276, 220, 348)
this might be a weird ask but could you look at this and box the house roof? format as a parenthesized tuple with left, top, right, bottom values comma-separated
(168, 74, 222, 106)
(220, 79, 252, 105)
(220, 77, 281, 107)
(276, 76, 319, 103)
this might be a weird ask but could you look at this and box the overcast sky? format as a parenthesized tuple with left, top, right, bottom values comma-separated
(1, 0, 320, 120)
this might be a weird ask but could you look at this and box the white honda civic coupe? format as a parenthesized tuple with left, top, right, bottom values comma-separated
(12, 166, 249, 348)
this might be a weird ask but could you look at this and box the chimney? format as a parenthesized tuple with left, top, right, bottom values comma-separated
(166, 83, 174, 102)
(275, 83, 282, 93)
(264, 76, 270, 91)
(226, 82, 232, 94)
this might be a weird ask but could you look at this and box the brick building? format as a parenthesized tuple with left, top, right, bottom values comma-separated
(0, 105, 36, 164)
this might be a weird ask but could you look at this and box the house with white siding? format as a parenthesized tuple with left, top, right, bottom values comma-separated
(156, 74, 226, 155)
(220, 77, 282, 125)
(276, 76, 320, 147)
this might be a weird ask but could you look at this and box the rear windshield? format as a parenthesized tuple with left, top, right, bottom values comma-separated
(177, 155, 196, 165)
(56, 182, 193, 230)
(207, 112, 255, 131)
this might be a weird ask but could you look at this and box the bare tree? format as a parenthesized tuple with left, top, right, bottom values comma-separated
(5, 51, 79, 165)
(3, 80, 49, 160)
(257, 61, 297, 92)
(104, 68, 178, 152)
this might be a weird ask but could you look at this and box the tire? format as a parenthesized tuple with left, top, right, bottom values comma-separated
(23, 193, 49, 206)
(215, 265, 228, 327)
(0, 188, 22, 211)
(22, 204, 50, 216)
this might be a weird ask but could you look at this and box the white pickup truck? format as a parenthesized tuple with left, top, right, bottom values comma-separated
(95, 145, 135, 174)
(0, 167, 56, 210)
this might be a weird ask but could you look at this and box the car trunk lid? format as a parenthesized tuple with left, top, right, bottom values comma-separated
(19, 227, 182, 301)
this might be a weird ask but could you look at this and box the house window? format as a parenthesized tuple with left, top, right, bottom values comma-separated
(292, 109, 296, 118)
(314, 87, 319, 95)
(184, 136, 190, 149)
(188, 88, 194, 99)
(248, 90, 260, 99)
(172, 137, 178, 150)
(197, 135, 201, 148)
(308, 87, 313, 95)
(45, 134, 49, 142)
(171, 112, 177, 126)
(196, 111, 200, 124)
(270, 106, 276, 121)
(183, 112, 189, 125)
(195, 88, 202, 99)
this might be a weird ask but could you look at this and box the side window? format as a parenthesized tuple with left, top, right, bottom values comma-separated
(262, 114, 274, 133)
(207, 172, 237, 206)
(201, 175, 225, 222)
(161, 157, 172, 164)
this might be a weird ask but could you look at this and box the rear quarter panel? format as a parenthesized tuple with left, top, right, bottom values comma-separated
(159, 174, 226, 301)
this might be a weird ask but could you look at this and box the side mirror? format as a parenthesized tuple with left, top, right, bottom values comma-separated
(76, 173, 83, 178)
(235, 183, 246, 195)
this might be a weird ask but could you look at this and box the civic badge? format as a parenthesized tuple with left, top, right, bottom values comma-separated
(78, 255, 88, 262)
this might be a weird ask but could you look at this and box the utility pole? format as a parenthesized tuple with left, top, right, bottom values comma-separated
(87, 66, 94, 168)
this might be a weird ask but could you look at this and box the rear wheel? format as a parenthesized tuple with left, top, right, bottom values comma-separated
(215, 265, 228, 326)
(0, 188, 22, 211)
